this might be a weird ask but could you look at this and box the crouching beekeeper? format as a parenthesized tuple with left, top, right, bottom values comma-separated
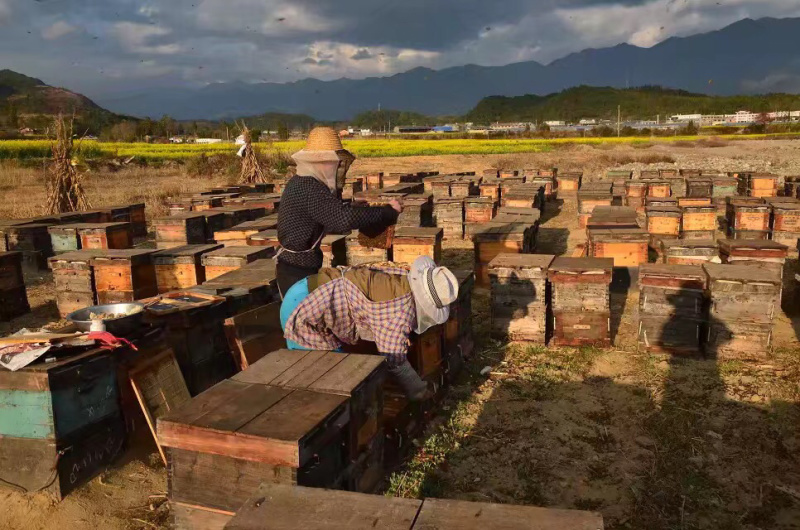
(280, 256, 458, 401)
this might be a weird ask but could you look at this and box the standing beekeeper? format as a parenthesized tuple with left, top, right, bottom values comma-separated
(281, 256, 458, 400)
(276, 127, 402, 297)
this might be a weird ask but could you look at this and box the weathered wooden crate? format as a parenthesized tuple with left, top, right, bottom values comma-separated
(428, 177, 455, 198)
(706, 320, 773, 360)
(153, 213, 209, 248)
(680, 169, 701, 177)
(783, 176, 800, 198)
(726, 200, 770, 235)
(577, 192, 613, 215)
(557, 172, 582, 195)
(48, 224, 83, 254)
(433, 197, 464, 240)
(677, 197, 713, 207)
(91, 249, 159, 304)
(498, 169, 519, 178)
(408, 324, 445, 382)
(320, 234, 348, 268)
(202, 247, 275, 281)
(153, 244, 222, 293)
(552, 311, 610, 347)
(232, 350, 386, 465)
(681, 205, 717, 235)
(464, 197, 496, 224)
(479, 179, 502, 202)
(223, 302, 284, 372)
(0, 223, 53, 271)
(213, 218, 278, 247)
(346, 234, 389, 266)
(246, 229, 280, 250)
(718, 239, 788, 273)
(528, 177, 555, 200)
(587, 206, 639, 230)
(709, 176, 737, 198)
(645, 180, 671, 198)
(213, 206, 265, 228)
(444, 270, 475, 372)
(646, 206, 682, 242)
(47, 250, 101, 316)
(397, 194, 434, 227)
(392, 227, 443, 265)
(115, 202, 146, 237)
(771, 202, 800, 234)
(626, 181, 648, 198)
(365, 172, 383, 190)
(660, 239, 718, 265)
(640, 170, 660, 179)
(158, 382, 350, 515)
(69, 222, 133, 250)
(747, 173, 779, 198)
(588, 228, 649, 267)
(548, 257, 612, 312)
(659, 169, 679, 179)
(450, 178, 477, 198)
(473, 223, 536, 286)
(488, 253, 554, 343)
(686, 177, 713, 198)
(607, 169, 633, 184)
(704, 262, 781, 326)
(0, 251, 29, 321)
(502, 184, 542, 210)
(0, 348, 124, 500)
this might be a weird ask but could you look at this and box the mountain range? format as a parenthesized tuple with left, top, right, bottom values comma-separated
(98, 17, 800, 121)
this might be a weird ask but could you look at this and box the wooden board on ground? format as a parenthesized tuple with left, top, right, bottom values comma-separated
(129, 348, 191, 464)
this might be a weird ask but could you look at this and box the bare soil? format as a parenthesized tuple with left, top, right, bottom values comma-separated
(1, 139, 800, 530)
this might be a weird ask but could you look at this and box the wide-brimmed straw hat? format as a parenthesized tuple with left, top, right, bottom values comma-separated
(407, 256, 459, 334)
(305, 127, 344, 151)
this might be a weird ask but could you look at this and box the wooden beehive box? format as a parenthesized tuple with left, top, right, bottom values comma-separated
(346, 233, 388, 266)
(47, 250, 102, 317)
(771, 202, 800, 230)
(0, 347, 124, 500)
(444, 270, 475, 375)
(577, 192, 613, 228)
(783, 176, 800, 199)
(464, 196, 496, 224)
(638, 264, 706, 355)
(213, 218, 278, 247)
(556, 172, 582, 194)
(0, 251, 29, 321)
(320, 234, 347, 268)
(718, 239, 788, 272)
(153, 213, 209, 248)
(549, 257, 613, 347)
(202, 247, 275, 281)
(587, 228, 649, 267)
(501, 184, 541, 209)
(496, 206, 541, 222)
(392, 227, 443, 265)
(646, 206, 682, 242)
(626, 181, 648, 198)
(711, 176, 738, 198)
(246, 229, 280, 250)
(660, 239, 719, 265)
(662, 175, 687, 198)
(232, 350, 386, 469)
(499, 176, 525, 193)
(538, 167, 558, 178)
(213, 206, 264, 228)
(659, 169, 679, 179)
(158, 381, 350, 517)
(182, 259, 275, 317)
(111, 202, 146, 237)
(48, 224, 83, 254)
(677, 197, 712, 207)
(0, 223, 53, 271)
(342, 177, 364, 200)
(498, 169, 519, 178)
(397, 193, 434, 228)
(681, 205, 717, 239)
(153, 244, 223, 293)
(449, 178, 476, 198)
(473, 223, 535, 286)
(645, 180, 671, 198)
(748, 173, 779, 198)
(488, 253, 554, 342)
(528, 177, 555, 200)
(483, 168, 499, 178)
(91, 249, 158, 304)
(680, 169, 701, 177)
(429, 177, 454, 198)
(479, 179, 502, 202)
(433, 197, 464, 240)
(640, 170, 660, 179)
(645, 196, 678, 208)
(686, 177, 713, 198)
(726, 200, 769, 238)
(73, 222, 133, 250)
(587, 206, 639, 230)
(239, 194, 281, 213)
(365, 172, 383, 190)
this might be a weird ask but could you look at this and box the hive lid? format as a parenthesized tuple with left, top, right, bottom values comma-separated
(702, 262, 782, 284)
(549, 257, 613, 273)
(646, 205, 682, 214)
(718, 239, 789, 252)
(639, 263, 706, 281)
(394, 227, 444, 239)
(660, 239, 717, 249)
(248, 229, 279, 240)
(206, 246, 274, 258)
(588, 228, 649, 241)
(153, 244, 223, 258)
(488, 253, 554, 270)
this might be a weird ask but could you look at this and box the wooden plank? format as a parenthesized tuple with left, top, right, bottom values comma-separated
(281, 352, 348, 389)
(232, 349, 313, 386)
(224, 483, 422, 530)
(413, 498, 604, 530)
(192, 384, 287, 433)
(309, 354, 385, 395)
(0, 389, 54, 439)
(172, 502, 233, 530)
(270, 350, 329, 386)
(129, 349, 192, 464)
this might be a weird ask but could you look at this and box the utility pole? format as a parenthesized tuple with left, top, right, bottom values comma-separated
(617, 105, 621, 137)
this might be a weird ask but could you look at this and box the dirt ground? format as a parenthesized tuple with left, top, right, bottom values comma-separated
(2, 139, 800, 529)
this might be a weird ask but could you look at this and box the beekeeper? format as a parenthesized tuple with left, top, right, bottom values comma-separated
(276, 127, 402, 297)
(280, 256, 458, 400)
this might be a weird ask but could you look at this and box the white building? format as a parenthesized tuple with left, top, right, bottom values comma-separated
(579, 119, 597, 126)
(196, 138, 223, 144)
(169, 136, 185, 144)
(544, 120, 566, 127)
(490, 122, 530, 133)
(670, 114, 703, 123)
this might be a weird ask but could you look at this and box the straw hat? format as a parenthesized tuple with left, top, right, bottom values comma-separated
(305, 127, 344, 151)
(407, 256, 459, 334)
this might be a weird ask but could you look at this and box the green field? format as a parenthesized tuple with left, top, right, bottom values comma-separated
(0, 133, 794, 162)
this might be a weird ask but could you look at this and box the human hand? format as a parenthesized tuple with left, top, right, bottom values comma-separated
(389, 199, 404, 213)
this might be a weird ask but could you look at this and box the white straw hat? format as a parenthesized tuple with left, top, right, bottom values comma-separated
(407, 256, 459, 334)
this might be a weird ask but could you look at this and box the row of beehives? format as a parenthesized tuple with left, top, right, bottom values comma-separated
(0, 204, 146, 273)
(487, 253, 783, 359)
(156, 270, 476, 529)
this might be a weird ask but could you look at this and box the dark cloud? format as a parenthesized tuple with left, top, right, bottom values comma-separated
(350, 48, 372, 60)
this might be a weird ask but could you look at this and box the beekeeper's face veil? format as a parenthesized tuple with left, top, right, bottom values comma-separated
(292, 127, 355, 194)
(408, 256, 459, 335)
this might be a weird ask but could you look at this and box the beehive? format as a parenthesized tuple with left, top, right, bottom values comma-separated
(153, 213, 209, 249)
(660, 239, 718, 265)
(91, 249, 158, 304)
(659, 169, 679, 179)
(153, 244, 223, 293)
(726, 199, 769, 238)
(49, 222, 132, 251)
(646, 206, 682, 243)
(238, 194, 281, 214)
(577, 192, 613, 228)
(483, 169, 499, 178)
(528, 177, 555, 201)
(677, 197, 713, 207)
(449, 177, 478, 198)
(645, 180, 671, 198)
(320, 235, 347, 268)
(499, 176, 525, 193)
(473, 223, 536, 286)
(392, 227, 443, 264)
(397, 194, 434, 228)
(433, 197, 464, 240)
(686, 177, 713, 198)
(342, 177, 364, 200)
(158, 381, 351, 517)
(246, 229, 280, 250)
(365, 172, 383, 190)
(464, 197, 496, 224)
(47, 250, 102, 317)
(201, 247, 275, 281)
(587, 206, 639, 230)
(747, 173, 779, 198)
(640, 170, 660, 179)
(428, 177, 455, 198)
(638, 264, 706, 355)
(703, 263, 782, 359)
(710, 175, 738, 198)
(488, 253, 554, 343)
(770, 202, 800, 249)
(498, 169, 519, 178)
(587, 228, 649, 267)
(480, 179, 502, 202)
(680, 205, 717, 239)
(783, 176, 800, 199)
(548, 257, 613, 347)
(213, 206, 265, 228)
(556, 172, 582, 195)
(718, 239, 788, 273)
(0, 223, 52, 271)
(213, 218, 278, 247)
(0, 251, 29, 321)
(680, 169, 702, 177)
(625, 181, 648, 198)
(345, 233, 388, 266)
(169, 196, 222, 215)
(444, 270, 475, 377)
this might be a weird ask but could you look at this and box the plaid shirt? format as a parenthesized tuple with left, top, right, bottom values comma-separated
(284, 267, 415, 366)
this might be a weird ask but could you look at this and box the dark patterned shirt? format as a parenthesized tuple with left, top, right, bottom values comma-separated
(277, 176, 398, 269)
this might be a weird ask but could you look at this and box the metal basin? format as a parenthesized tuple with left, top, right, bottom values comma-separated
(67, 302, 145, 336)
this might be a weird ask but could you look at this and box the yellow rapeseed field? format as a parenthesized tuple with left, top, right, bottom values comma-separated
(0, 133, 793, 161)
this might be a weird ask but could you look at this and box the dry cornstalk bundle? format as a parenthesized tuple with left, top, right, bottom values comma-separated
(238, 124, 268, 184)
(46, 116, 90, 214)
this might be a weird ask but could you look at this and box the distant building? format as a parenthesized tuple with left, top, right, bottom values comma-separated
(196, 138, 223, 144)
(578, 119, 597, 126)
(544, 121, 566, 127)
(360, 128, 374, 136)
(432, 125, 458, 133)
(170, 136, 185, 144)
(18, 127, 35, 135)
(669, 114, 703, 123)
(394, 125, 433, 134)
(490, 122, 530, 133)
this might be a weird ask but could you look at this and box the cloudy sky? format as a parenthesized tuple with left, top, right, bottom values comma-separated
(1, 0, 800, 101)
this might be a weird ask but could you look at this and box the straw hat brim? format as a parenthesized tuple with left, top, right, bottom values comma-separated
(305, 127, 344, 151)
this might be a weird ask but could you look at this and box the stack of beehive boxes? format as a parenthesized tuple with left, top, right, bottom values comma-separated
(681, 204, 717, 240)
(556, 171, 582, 197)
(47, 250, 101, 316)
(638, 264, 706, 355)
(152, 244, 222, 293)
(646, 204, 682, 245)
(741, 173, 779, 198)
(92, 249, 159, 304)
(625, 181, 648, 214)
(586, 206, 639, 230)
(153, 212, 210, 249)
(202, 246, 275, 281)
(0, 222, 53, 272)
(587, 227, 649, 267)
(444, 270, 476, 377)
(463, 197, 496, 236)
(345, 233, 389, 266)
(473, 223, 537, 286)
(784, 176, 800, 199)
(433, 197, 464, 240)
(479, 178, 502, 203)
(607, 170, 632, 199)
(659, 239, 719, 265)
(704, 263, 782, 359)
(397, 194, 434, 228)
(213, 218, 278, 246)
(392, 227, 443, 264)
(549, 257, 613, 347)
(488, 254, 554, 342)
(0, 251, 30, 321)
(48, 223, 133, 253)
(718, 239, 788, 274)
(577, 190, 613, 228)
(770, 201, 800, 249)
(726, 198, 770, 239)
